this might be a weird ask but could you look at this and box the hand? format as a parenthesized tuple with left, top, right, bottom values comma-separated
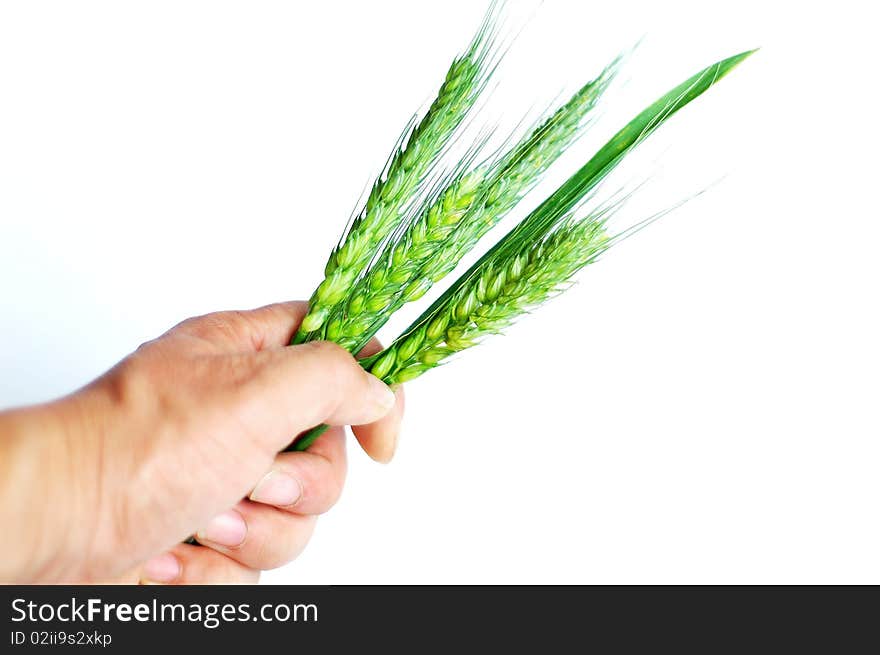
(0, 301, 404, 583)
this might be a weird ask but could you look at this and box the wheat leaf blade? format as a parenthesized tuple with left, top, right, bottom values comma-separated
(390, 49, 756, 349)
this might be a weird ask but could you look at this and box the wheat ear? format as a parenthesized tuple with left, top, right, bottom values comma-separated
(369, 215, 611, 384)
(293, 9, 501, 340)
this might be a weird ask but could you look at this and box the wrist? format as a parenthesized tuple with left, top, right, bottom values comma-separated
(0, 400, 72, 581)
(0, 386, 114, 582)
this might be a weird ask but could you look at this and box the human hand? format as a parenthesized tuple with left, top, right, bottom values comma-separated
(0, 301, 404, 583)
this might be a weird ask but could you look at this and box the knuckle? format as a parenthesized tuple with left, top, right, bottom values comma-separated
(209, 310, 251, 336)
(171, 314, 211, 335)
(173, 310, 256, 345)
(99, 354, 155, 411)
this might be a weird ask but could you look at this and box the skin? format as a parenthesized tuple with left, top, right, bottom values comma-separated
(0, 301, 404, 584)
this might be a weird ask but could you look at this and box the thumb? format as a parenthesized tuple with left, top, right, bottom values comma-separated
(242, 340, 396, 452)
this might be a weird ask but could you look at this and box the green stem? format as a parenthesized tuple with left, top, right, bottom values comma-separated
(285, 423, 330, 452)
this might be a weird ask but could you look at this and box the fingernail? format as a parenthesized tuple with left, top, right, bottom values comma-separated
(367, 374, 396, 413)
(250, 470, 303, 507)
(196, 509, 247, 548)
(141, 552, 180, 583)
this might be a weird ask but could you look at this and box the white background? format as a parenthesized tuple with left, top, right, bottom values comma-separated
(1, 1, 877, 583)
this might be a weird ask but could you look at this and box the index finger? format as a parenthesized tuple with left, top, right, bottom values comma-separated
(173, 301, 308, 352)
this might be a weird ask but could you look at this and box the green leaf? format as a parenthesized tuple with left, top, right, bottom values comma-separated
(396, 49, 756, 338)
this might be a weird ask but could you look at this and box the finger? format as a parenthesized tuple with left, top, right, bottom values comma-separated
(351, 338, 405, 462)
(193, 501, 317, 570)
(243, 340, 396, 450)
(139, 545, 259, 584)
(173, 301, 309, 351)
(352, 385, 405, 463)
(249, 426, 347, 515)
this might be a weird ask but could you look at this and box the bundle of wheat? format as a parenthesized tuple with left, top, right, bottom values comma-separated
(286, 4, 753, 451)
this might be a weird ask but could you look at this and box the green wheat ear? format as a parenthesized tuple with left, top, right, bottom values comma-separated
(292, 8, 502, 342)
(318, 57, 622, 353)
(288, 48, 755, 452)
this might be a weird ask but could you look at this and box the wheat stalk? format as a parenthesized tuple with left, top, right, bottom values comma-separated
(293, 9, 501, 340)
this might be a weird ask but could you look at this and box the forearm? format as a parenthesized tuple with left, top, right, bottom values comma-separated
(0, 395, 103, 582)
